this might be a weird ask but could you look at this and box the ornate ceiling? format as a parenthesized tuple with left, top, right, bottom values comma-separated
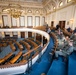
(0, 0, 75, 14)
(0, 0, 75, 8)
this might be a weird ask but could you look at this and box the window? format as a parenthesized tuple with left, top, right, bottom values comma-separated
(28, 10, 32, 13)
(59, 1, 63, 7)
(42, 17, 45, 25)
(36, 10, 39, 14)
(19, 16, 25, 27)
(2, 15, 8, 26)
(35, 16, 40, 26)
(27, 16, 33, 26)
(13, 32, 18, 35)
(11, 17, 17, 26)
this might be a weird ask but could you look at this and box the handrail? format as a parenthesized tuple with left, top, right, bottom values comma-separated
(23, 45, 41, 57)
(50, 32, 58, 53)
(0, 28, 50, 41)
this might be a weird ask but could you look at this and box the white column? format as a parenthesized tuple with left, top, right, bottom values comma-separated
(25, 31, 28, 38)
(72, 5, 76, 30)
(54, 11, 58, 27)
(17, 18, 19, 27)
(8, 15, 12, 28)
(25, 15, 27, 27)
(40, 16, 42, 26)
(10, 32, 13, 37)
(33, 15, 35, 27)
(34, 33, 36, 41)
(18, 31, 21, 38)
(0, 15, 3, 27)
(1, 32, 5, 38)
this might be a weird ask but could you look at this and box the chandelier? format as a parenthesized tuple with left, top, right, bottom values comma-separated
(3, 4, 22, 18)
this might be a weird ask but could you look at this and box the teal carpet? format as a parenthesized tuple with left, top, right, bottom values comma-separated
(68, 52, 76, 75)
(47, 57, 67, 75)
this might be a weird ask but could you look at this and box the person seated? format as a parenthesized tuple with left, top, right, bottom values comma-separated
(63, 36, 70, 47)
(56, 36, 68, 51)
(73, 42, 76, 51)
(54, 39, 73, 62)
(57, 28, 63, 39)
(70, 33, 76, 41)
(60, 32, 65, 40)
(71, 33, 76, 51)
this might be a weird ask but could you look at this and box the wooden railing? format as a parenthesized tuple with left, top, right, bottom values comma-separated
(62, 28, 71, 36)
(50, 32, 58, 54)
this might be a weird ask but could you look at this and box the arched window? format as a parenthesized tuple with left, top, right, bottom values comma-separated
(28, 10, 32, 13)
(36, 10, 39, 14)
(59, 1, 63, 7)
(67, 0, 71, 3)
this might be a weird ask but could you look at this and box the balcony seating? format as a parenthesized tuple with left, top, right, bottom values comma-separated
(20, 41, 31, 50)
(24, 39, 38, 48)
(10, 44, 16, 52)
(0, 52, 13, 65)
(28, 38, 41, 45)
(9, 51, 22, 64)
(15, 42, 23, 51)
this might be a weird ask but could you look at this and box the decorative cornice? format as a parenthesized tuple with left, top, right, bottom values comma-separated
(46, 2, 74, 15)
(0, 1, 43, 8)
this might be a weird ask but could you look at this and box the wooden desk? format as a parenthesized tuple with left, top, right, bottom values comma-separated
(9, 51, 22, 64)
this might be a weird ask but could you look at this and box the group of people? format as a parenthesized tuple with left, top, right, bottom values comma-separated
(52, 28, 76, 62)
(43, 22, 76, 62)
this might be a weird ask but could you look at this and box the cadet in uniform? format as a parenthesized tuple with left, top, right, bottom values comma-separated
(54, 39, 73, 61)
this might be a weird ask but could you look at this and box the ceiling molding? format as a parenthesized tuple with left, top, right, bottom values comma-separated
(0, 1, 43, 8)
(46, 2, 74, 15)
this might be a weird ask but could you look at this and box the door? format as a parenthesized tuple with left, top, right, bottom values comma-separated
(59, 21, 66, 29)
(28, 32, 32, 38)
(51, 21, 54, 27)
(21, 32, 25, 38)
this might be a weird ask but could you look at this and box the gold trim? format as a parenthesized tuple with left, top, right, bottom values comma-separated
(46, 2, 74, 15)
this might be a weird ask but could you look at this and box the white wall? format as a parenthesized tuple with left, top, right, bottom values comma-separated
(46, 3, 76, 30)
(0, 8, 46, 28)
